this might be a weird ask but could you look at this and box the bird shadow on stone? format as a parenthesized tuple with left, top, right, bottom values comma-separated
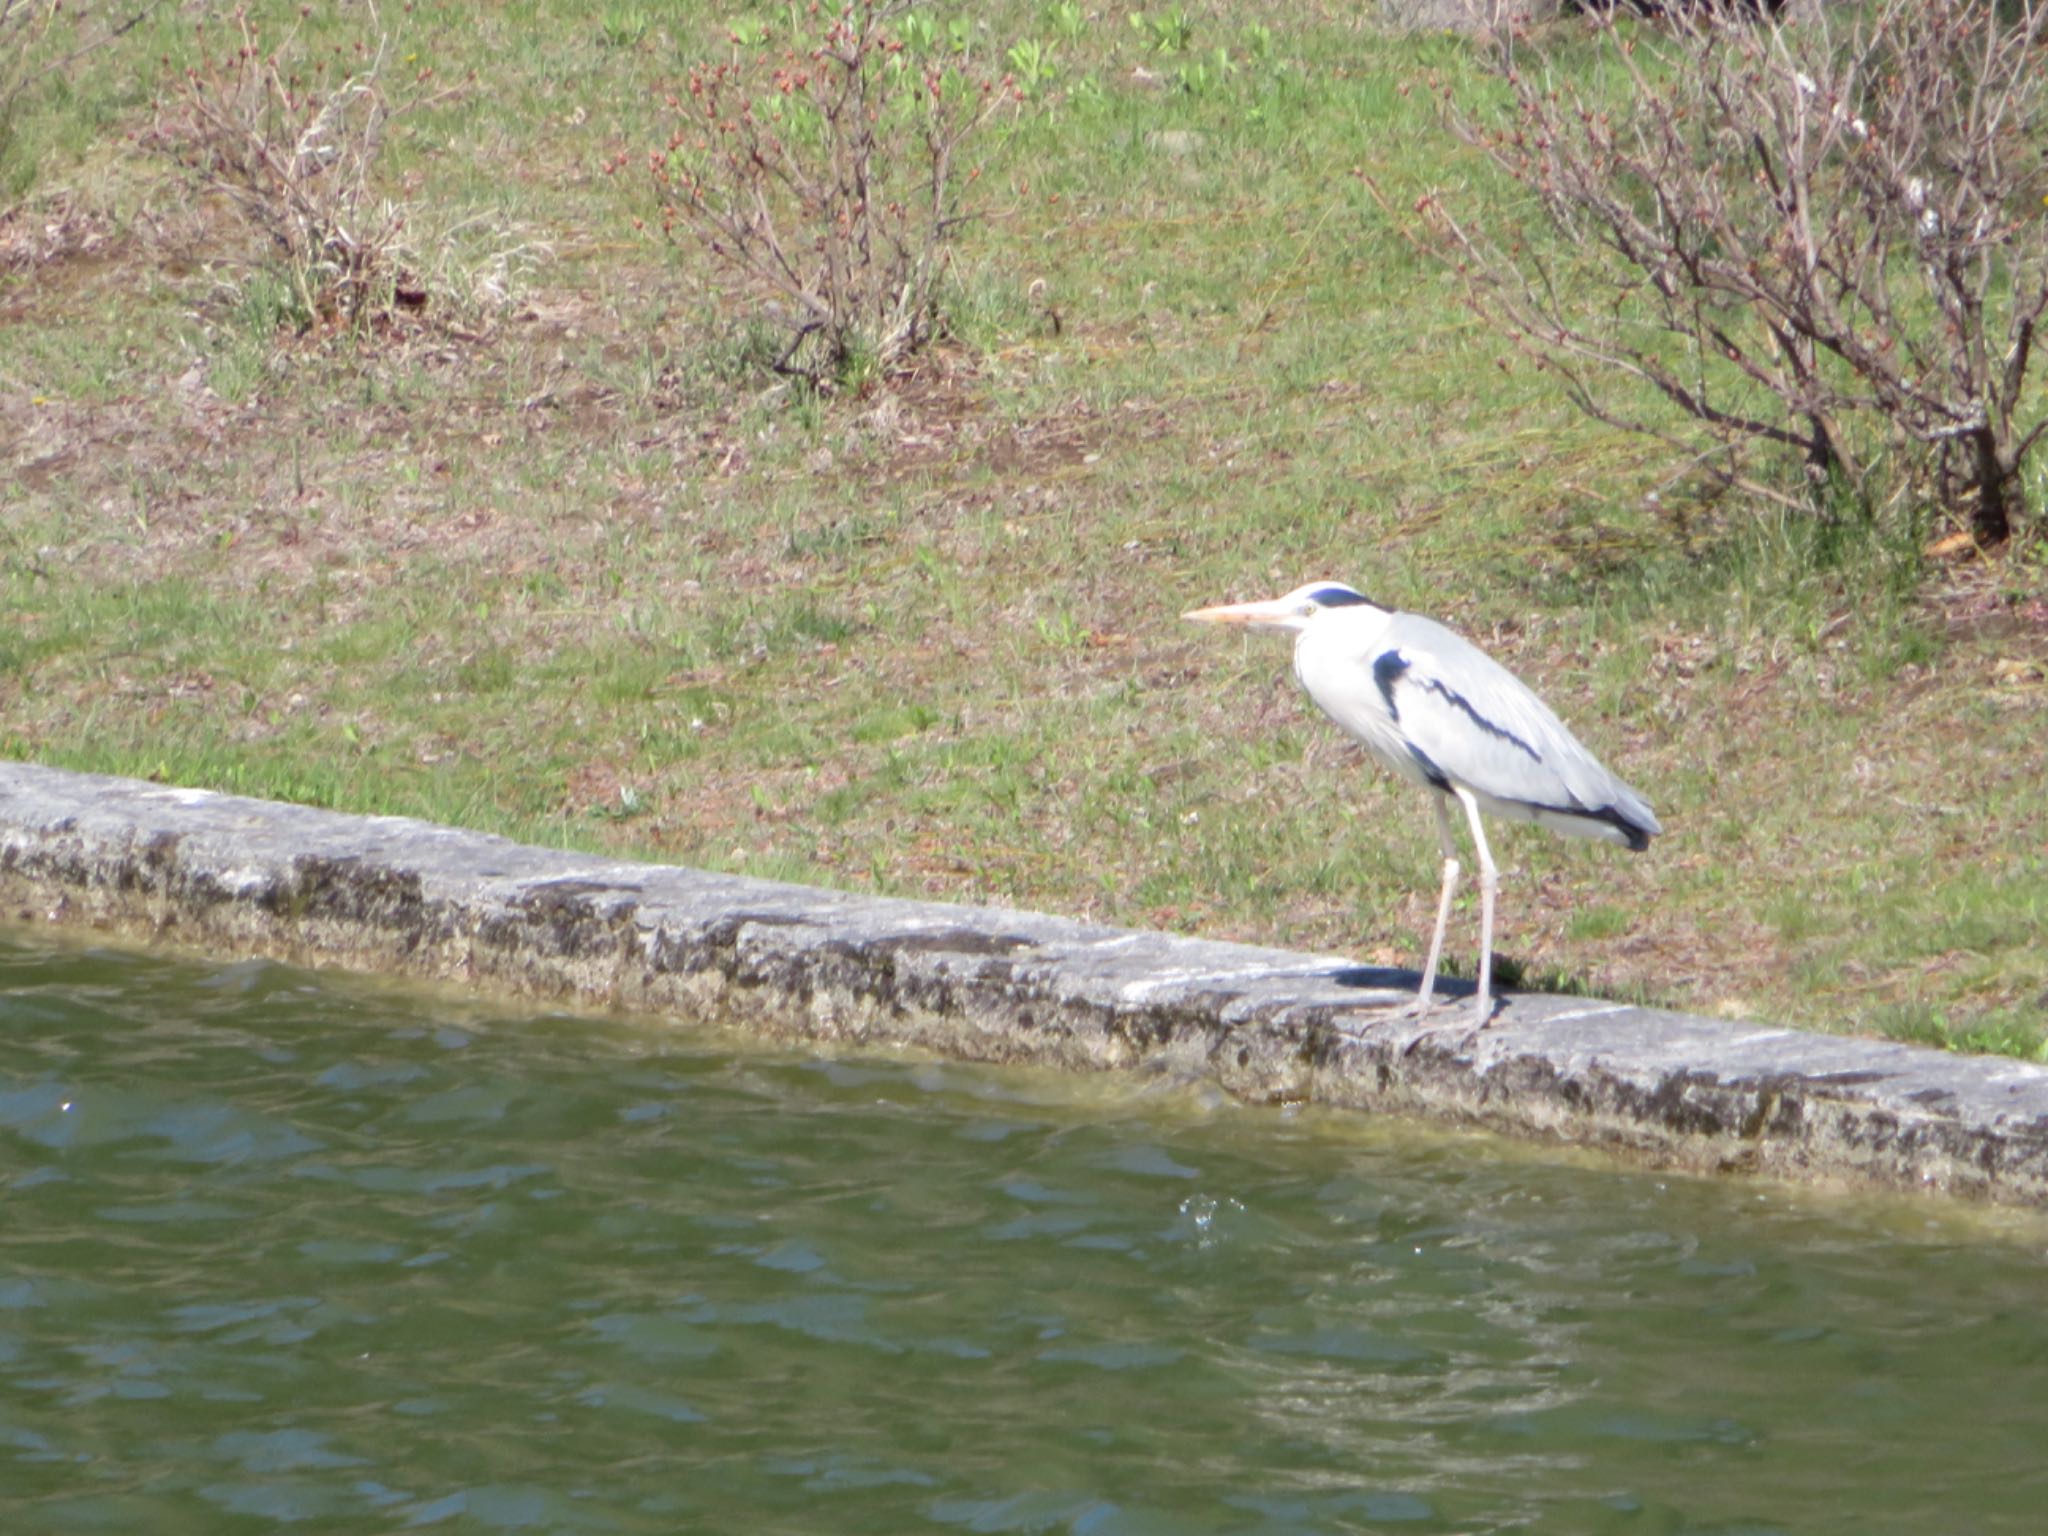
(1326, 964, 1471, 1000)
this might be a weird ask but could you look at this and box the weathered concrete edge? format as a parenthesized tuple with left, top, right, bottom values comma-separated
(2, 760, 2044, 1206)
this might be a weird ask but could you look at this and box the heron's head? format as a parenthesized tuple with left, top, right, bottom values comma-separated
(1182, 582, 1378, 635)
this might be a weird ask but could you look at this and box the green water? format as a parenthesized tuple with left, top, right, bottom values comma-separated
(4, 935, 2048, 1534)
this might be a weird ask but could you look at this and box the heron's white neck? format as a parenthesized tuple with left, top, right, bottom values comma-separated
(1295, 601, 1393, 654)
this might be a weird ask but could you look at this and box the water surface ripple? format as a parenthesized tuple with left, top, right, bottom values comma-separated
(3, 934, 2046, 1533)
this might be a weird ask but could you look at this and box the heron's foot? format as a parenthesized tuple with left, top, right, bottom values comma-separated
(1319, 991, 1438, 1048)
(1396, 990, 1453, 1024)
(1366, 990, 1502, 1055)
(1329, 992, 1494, 1050)
(1427, 990, 1505, 1025)
(1378, 994, 1465, 1052)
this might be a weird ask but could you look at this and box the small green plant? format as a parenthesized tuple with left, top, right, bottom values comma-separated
(1176, 45, 1234, 96)
(1034, 608, 1089, 651)
(1129, 6, 1193, 53)
(896, 10, 936, 53)
(1069, 71, 1108, 110)
(1046, 1, 1086, 47)
(597, 5, 654, 50)
(588, 783, 651, 822)
(1005, 37, 1057, 99)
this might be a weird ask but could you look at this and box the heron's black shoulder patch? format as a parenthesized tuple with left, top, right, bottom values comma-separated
(1372, 649, 1409, 714)
(1308, 584, 1374, 608)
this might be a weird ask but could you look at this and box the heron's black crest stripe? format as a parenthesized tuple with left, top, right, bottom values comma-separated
(1308, 584, 1374, 608)
(1372, 650, 1409, 715)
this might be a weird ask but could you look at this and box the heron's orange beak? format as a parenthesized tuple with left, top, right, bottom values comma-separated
(1182, 596, 1299, 631)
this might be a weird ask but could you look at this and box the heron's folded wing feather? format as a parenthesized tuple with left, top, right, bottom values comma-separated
(1380, 638, 1605, 812)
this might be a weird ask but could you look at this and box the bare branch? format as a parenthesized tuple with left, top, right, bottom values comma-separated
(140, 2, 468, 326)
(634, 1, 1015, 385)
(1423, 0, 2048, 542)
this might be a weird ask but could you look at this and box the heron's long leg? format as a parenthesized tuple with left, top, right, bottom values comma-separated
(1452, 786, 1498, 1027)
(1413, 793, 1461, 1014)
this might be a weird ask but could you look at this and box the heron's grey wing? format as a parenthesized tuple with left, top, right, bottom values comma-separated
(1376, 622, 1657, 840)
(1374, 642, 1573, 799)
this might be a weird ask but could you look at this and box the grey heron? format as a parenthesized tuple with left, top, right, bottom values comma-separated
(1185, 581, 1661, 1027)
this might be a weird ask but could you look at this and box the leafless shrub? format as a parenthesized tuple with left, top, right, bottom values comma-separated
(140, 3, 461, 327)
(626, 0, 1015, 387)
(1416, 0, 2048, 544)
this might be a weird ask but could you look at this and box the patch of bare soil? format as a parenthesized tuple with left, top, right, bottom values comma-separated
(1936, 560, 2048, 645)
(845, 340, 1181, 493)
(0, 192, 120, 271)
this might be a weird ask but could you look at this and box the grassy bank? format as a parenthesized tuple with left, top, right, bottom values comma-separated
(3, 2, 2044, 1051)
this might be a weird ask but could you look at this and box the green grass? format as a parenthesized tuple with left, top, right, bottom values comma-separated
(1, 1, 2044, 1051)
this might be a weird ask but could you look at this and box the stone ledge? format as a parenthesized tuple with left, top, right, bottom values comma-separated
(2, 760, 2043, 1205)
